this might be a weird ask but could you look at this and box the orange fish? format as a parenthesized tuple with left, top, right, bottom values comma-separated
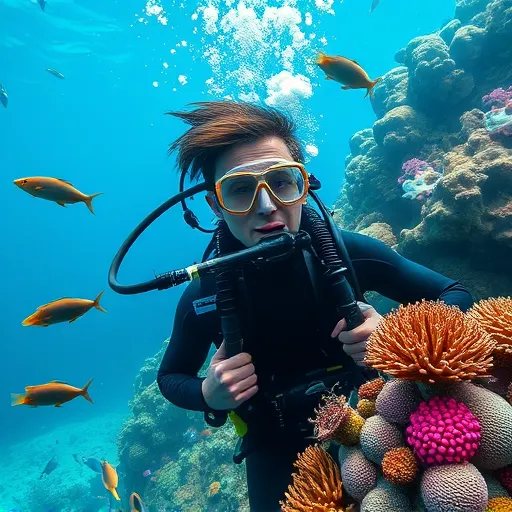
(130, 492, 148, 511)
(13, 176, 102, 214)
(22, 291, 107, 327)
(316, 51, 382, 99)
(208, 481, 220, 497)
(200, 429, 212, 437)
(11, 378, 93, 407)
(101, 460, 121, 501)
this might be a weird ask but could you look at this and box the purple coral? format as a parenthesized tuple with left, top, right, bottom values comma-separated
(406, 396, 481, 467)
(482, 86, 512, 109)
(398, 158, 431, 184)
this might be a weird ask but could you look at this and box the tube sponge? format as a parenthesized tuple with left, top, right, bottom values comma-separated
(443, 382, 512, 470)
(376, 379, 423, 425)
(421, 463, 488, 512)
(360, 415, 405, 464)
(340, 447, 378, 502)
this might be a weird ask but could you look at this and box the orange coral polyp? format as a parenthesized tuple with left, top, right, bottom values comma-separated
(364, 300, 496, 384)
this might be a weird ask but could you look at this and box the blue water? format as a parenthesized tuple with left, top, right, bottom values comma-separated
(1, 0, 455, 488)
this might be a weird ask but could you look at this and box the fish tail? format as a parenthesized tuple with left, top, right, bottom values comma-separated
(365, 77, 382, 99)
(84, 192, 103, 215)
(11, 393, 26, 406)
(81, 378, 94, 403)
(93, 290, 107, 313)
(111, 488, 121, 501)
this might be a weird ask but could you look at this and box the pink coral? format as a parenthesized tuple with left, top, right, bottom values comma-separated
(482, 86, 512, 109)
(398, 158, 431, 184)
(405, 396, 481, 466)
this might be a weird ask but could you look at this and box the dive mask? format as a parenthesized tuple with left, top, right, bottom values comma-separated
(214, 158, 309, 215)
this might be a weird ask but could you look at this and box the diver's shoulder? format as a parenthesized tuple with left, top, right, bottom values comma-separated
(338, 227, 391, 258)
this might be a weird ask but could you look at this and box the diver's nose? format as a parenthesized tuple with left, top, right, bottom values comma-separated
(256, 187, 277, 215)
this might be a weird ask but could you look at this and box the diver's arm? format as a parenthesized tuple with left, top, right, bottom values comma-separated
(157, 280, 219, 413)
(341, 230, 474, 311)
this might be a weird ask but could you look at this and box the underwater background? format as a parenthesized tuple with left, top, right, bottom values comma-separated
(0, 0, 511, 510)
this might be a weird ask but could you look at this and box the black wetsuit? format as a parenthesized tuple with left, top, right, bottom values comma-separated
(157, 228, 473, 511)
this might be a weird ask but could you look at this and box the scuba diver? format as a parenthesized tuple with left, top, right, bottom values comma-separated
(108, 101, 473, 511)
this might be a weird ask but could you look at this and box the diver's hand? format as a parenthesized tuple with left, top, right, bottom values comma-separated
(202, 340, 258, 410)
(331, 302, 383, 367)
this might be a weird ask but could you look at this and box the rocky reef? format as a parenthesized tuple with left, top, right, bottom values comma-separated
(334, 0, 512, 304)
(115, 341, 248, 511)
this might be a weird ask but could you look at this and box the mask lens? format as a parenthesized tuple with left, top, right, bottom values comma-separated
(266, 167, 304, 203)
(220, 174, 258, 212)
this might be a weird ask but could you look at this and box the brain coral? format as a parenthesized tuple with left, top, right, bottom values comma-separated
(339, 447, 378, 502)
(360, 415, 404, 464)
(421, 463, 488, 512)
(443, 382, 512, 470)
(375, 379, 422, 425)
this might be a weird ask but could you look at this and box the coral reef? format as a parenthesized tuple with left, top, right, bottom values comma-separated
(334, 0, 512, 301)
(300, 298, 512, 511)
(116, 340, 248, 511)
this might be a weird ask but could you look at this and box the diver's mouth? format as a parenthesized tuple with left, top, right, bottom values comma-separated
(255, 222, 286, 234)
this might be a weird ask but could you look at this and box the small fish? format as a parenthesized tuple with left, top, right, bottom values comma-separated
(13, 176, 102, 213)
(40, 456, 58, 479)
(11, 378, 93, 407)
(370, 0, 380, 12)
(22, 291, 107, 327)
(46, 68, 64, 79)
(82, 456, 103, 473)
(130, 492, 148, 512)
(0, 83, 7, 108)
(37, 0, 47, 11)
(316, 51, 382, 99)
(101, 460, 121, 501)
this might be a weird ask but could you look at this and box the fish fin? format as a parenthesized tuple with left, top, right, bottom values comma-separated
(35, 186, 44, 191)
(341, 85, 351, 90)
(68, 314, 83, 323)
(325, 75, 334, 80)
(55, 178, 73, 185)
(93, 291, 107, 313)
(111, 488, 121, 501)
(57, 201, 67, 207)
(84, 192, 103, 215)
(364, 77, 382, 99)
(11, 393, 26, 406)
(55, 403, 63, 407)
(50, 380, 70, 384)
(81, 378, 94, 404)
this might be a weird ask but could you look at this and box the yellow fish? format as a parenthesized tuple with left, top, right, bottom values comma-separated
(11, 378, 93, 407)
(14, 176, 102, 214)
(101, 460, 121, 501)
(316, 51, 382, 99)
(22, 291, 107, 327)
(130, 492, 148, 511)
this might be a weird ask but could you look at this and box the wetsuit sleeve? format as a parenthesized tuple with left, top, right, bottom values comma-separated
(341, 230, 474, 312)
(157, 280, 219, 413)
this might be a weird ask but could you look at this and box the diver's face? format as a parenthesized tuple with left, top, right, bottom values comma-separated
(210, 137, 303, 247)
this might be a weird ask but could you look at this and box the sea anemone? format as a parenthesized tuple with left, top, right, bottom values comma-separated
(358, 378, 385, 400)
(357, 399, 376, 419)
(280, 445, 353, 512)
(486, 496, 512, 511)
(364, 300, 496, 384)
(468, 297, 512, 366)
(309, 392, 351, 442)
(382, 447, 418, 485)
(406, 395, 481, 466)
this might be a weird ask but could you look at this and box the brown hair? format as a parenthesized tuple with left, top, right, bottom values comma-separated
(166, 100, 305, 188)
